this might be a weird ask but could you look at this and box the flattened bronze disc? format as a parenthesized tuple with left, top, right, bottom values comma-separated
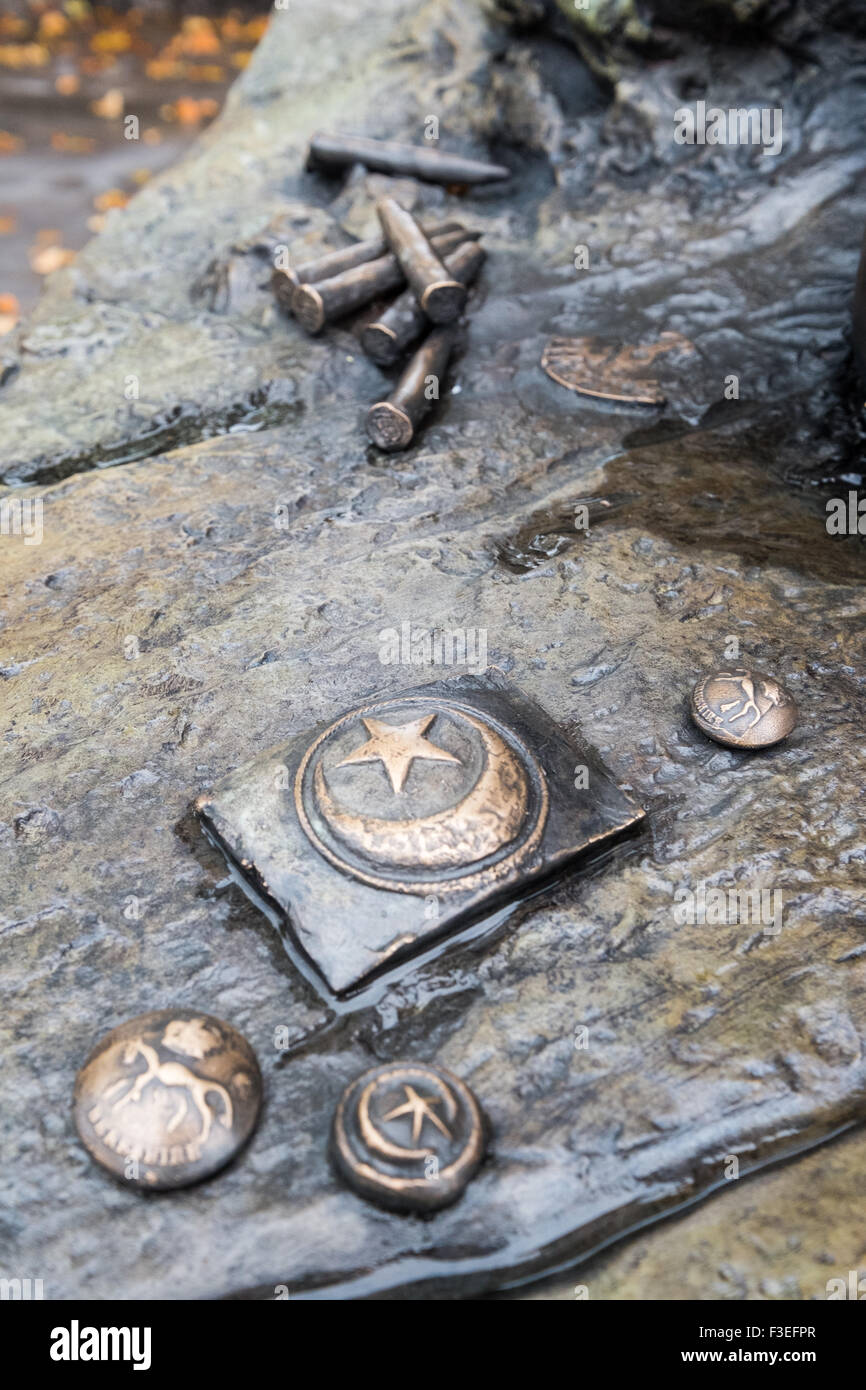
(74, 1009, 262, 1190)
(690, 667, 798, 749)
(331, 1061, 485, 1212)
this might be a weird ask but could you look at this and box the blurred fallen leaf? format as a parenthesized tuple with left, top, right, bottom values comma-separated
(131, 168, 151, 186)
(51, 131, 96, 153)
(145, 58, 183, 81)
(0, 18, 29, 39)
(39, 11, 69, 40)
(91, 88, 124, 120)
(90, 29, 132, 54)
(142, 126, 162, 145)
(55, 71, 80, 96)
(0, 43, 50, 69)
(30, 244, 76, 274)
(187, 64, 225, 83)
(244, 18, 269, 41)
(231, 50, 253, 70)
(0, 131, 24, 154)
(178, 16, 220, 57)
(0, 216, 16, 234)
(86, 214, 106, 234)
(0, 315, 18, 336)
(0, 292, 19, 315)
(93, 188, 129, 212)
(166, 96, 219, 126)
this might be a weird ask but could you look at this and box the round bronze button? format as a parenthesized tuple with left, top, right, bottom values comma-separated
(690, 667, 798, 749)
(331, 1061, 485, 1213)
(74, 1010, 262, 1190)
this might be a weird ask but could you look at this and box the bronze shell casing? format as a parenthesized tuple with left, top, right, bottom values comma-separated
(362, 240, 485, 366)
(366, 323, 457, 451)
(292, 227, 474, 335)
(271, 219, 465, 309)
(376, 198, 467, 325)
(306, 131, 510, 186)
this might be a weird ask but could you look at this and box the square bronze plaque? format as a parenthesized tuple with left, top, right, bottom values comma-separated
(195, 671, 644, 999)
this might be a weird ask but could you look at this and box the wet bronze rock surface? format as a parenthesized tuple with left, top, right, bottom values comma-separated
(1, 1, 865, 1298)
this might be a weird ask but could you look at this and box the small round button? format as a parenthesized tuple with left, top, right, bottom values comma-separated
(74, 1009, 262, 1190)
(331, 1061, 484, 1212)
(690, 667, 798, 749)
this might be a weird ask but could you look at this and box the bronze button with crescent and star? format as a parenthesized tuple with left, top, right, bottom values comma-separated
(690, 667, 798, 750)
(331, 1061, 485, 1212)
(74, 1009, 262, 1190)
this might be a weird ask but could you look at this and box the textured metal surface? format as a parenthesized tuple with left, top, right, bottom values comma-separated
(74, 1010, 262, 1191)
(195, 673, 643, 998)
(377, 198, 467, 324)
(2, 0, 866, 1302)
(331, 1061, 484, 1212)
(307, 130, 510, 185)
(362, 240, 485, 366)
(690, 668, 798, 750)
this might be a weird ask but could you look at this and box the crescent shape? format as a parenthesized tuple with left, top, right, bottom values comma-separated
(313, 711, 529, 871)
(357, 1074, 457, 1163)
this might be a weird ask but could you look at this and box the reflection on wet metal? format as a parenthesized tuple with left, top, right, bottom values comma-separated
(195, 672, 645, 999)
(541, 332, 696, 406)
(307, 131, 510, 185)
(690, 668, 798, 749)
(291, 227, 473, 334)
(376, 198, 467, 324)
(366, 323, 457, 451)
(74, 1010, 262, 1190)
(331, 1061, 485, 1212)
(362, 239, 485, 366)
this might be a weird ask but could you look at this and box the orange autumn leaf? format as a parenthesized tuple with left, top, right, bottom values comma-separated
(0, 293, 19, 315)
(231, 50, 253, 70)
(0, 43, 50, 69)
(55, 71, 80, 95)
(91, 88, 124, 119)
(0, 130, 24, 154)
(178, 17, 220, 56)
(51, 131, 95, 153)
(171, 96, 218, 125)
(93, 188, 128, 212)
(186, 64, 225, 83)
(90, 29, 132, 55)
(30, 244, 76, 274)
(39, 11, 69, 39)
(243, 17, 269, 41)
(145, 58, 182, 81)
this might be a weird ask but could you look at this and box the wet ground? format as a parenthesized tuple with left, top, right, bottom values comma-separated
(0, 3, 269, 327)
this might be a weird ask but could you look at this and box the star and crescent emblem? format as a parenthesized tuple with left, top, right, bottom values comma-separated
(336, 714, 460, 793)
(294, 697, 549, 895)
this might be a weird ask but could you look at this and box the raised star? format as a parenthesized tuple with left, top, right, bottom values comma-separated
(382, 1084, 452, 1144)
(336, 714, 460, 794)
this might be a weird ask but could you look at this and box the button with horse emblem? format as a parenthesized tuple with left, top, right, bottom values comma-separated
(74, 1010, 262, 1190)
(331, 1061, 485, 1212)
(690, 667, 798, 750)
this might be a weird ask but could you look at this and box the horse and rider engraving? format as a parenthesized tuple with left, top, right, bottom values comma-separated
(712, 671, 784, 732)
(104, 1026, 233, 1145)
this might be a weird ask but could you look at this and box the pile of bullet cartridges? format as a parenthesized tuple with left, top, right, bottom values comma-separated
(272, 132, 510, 452)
